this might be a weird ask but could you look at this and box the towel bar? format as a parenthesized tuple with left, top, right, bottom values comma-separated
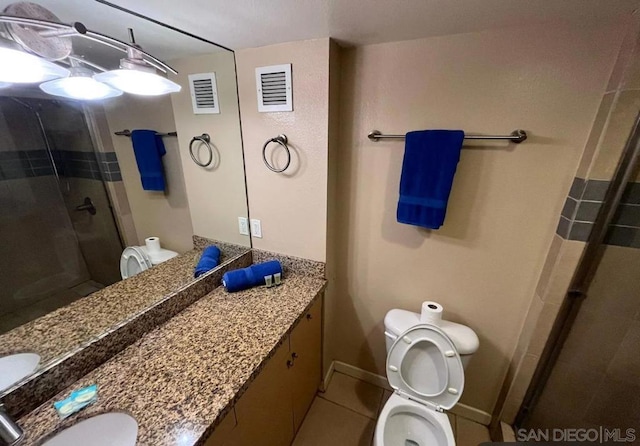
(114, 129, 177, 137)
(368, 129, 527, 144)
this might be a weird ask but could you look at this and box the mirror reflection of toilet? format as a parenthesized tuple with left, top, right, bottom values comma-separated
(120, 237, 178, 279)
(374, 303, 479, 446)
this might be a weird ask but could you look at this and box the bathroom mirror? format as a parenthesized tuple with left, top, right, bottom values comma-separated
(0, 0, 250, 389)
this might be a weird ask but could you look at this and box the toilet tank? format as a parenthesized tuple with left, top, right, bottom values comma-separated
(384, 309, 479, 368)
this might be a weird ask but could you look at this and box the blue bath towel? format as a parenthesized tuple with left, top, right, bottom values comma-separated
(194, 246, 221, 278)
(397, 130, 465, 229)
(222, 260, 283, 293)
(130, 130, 166, 191)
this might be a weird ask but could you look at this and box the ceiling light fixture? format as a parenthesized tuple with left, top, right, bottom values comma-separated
(94, 69, 181, 96)
(94, 29, 181, 96)
(0, 2, 180, 100)
(39, 67, 122, 100)
(0, 46, 69, 83)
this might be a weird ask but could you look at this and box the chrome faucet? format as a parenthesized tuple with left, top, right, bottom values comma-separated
(0, 404, 23, 445)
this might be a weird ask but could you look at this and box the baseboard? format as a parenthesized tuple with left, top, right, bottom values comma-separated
(333, 361, 392, 390)
(449, 403, 492, 426)
(320, 361, 335, 392)
(328, 360, 492, 426)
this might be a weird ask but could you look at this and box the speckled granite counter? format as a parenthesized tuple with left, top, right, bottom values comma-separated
(0, 249, 205, 364)
(1, 240, 251, 419)
(17, 269, 326, 446)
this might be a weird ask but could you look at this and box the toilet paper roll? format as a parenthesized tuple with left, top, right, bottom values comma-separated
(420, 301, 443, 326)
(145, 237, 161, 254)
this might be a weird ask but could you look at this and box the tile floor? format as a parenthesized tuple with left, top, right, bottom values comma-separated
(293, 372, 491, 446)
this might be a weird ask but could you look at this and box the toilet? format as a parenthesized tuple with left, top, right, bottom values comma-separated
(120, 246, 152, 279)
(120, 237, 178, 279)
(374, 307, 479, 446)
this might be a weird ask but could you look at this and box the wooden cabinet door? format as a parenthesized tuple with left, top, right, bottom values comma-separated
(203, 408, 237, 446)
(290, 296, 323, 433)
(233, 340, 294, 446)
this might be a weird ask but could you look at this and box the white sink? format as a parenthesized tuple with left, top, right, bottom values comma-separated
(42, 413, 138, 446)
(0, 353, 40, 392)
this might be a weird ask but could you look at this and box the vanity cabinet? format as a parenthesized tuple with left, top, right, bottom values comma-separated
(206, 295, 323, 445)
(290, 295, 322, 432)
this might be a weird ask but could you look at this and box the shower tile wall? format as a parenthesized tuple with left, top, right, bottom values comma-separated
(0, 98, 124, 333)
(0, 99, 90, 331)
(527, 243, 640, 430)
(557, 177, 640, 247)
(37, 100, 123, 287)
(496, 19, 640, 426)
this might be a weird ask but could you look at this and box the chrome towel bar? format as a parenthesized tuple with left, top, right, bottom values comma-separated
(368, 129, 527, 144)
(114, 129, 177, 137)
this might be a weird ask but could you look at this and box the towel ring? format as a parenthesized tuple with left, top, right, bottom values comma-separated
(189, 133, 214, 167)
(262, 134, 291, 173)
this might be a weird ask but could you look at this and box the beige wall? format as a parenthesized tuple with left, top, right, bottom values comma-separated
(169, 52, 250, 247)
(236, 39, 331, 262)
(102, 96, 194, 253)
(326, 23, 624, 415)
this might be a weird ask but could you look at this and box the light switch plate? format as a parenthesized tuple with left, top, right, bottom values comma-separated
(250, 219, 262, 238)
(238, 217, 249, 235)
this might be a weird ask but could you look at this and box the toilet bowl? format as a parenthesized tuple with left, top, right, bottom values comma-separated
(374, 324, 466, 446)
(120, 246, 152, 279)
(376, 393, 454, 446)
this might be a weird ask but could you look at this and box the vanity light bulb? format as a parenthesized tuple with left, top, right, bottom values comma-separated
(40, 76, 123, 100)
(0, 47, 69, 83)
(94, 69, 181, 96)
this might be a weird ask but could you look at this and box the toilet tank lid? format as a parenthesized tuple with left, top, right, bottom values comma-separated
(384, 309, 479, 355)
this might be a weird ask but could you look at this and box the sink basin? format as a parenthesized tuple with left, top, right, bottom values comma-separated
(0, 353, 40, 392)
(42, 413, 138, 446)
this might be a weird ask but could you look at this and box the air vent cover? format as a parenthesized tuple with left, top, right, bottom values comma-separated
(188, 73, 220, 114)
(256, 64, 292, 112)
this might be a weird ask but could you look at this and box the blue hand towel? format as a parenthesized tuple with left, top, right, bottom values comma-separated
(194, 246, 221, 278)
(397, 130, 465, 229)
(130, 129, 167, 191)
(222, 260, 283, 293)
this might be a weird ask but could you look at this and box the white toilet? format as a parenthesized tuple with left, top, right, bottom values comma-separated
(374, 306, 479, 446)
(120, 237, 178, 279)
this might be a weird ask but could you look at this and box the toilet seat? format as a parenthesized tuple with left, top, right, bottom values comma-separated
(375, 324, 464, 446)
(120, 246, 152, 279)
(387, 324, 464, 411)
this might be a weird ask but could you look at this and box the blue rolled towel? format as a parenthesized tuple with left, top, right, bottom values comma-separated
(130, 129, 167, 191)
(223, 260, 283, 293)
(397, 130, 465, 229)
(194, 246, 221, 278)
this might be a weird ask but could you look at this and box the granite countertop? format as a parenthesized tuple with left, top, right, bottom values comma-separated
(17, 270, 326, 446)
(0, 249, 211, 368)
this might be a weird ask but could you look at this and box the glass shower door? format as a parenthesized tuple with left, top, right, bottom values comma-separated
(0, 96, 123, 334)
(520, 124, 640, 436)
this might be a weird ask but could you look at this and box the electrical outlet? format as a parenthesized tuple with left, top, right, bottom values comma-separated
(238, 217, 249, 235)
(250, 219, 262, 238)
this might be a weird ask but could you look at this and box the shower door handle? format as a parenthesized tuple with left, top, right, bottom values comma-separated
(75, 197, 97, 215)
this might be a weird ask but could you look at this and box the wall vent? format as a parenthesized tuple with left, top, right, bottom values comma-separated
(188, 72, 220, 114)
(256, 64, 292, 112)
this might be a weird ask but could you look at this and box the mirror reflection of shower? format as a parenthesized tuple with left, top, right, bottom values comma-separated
(0, 95, 123, 334)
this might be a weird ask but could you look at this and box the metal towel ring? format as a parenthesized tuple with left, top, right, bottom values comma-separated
(262, 134, 291, 173)
(189, 133, 213, 167)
